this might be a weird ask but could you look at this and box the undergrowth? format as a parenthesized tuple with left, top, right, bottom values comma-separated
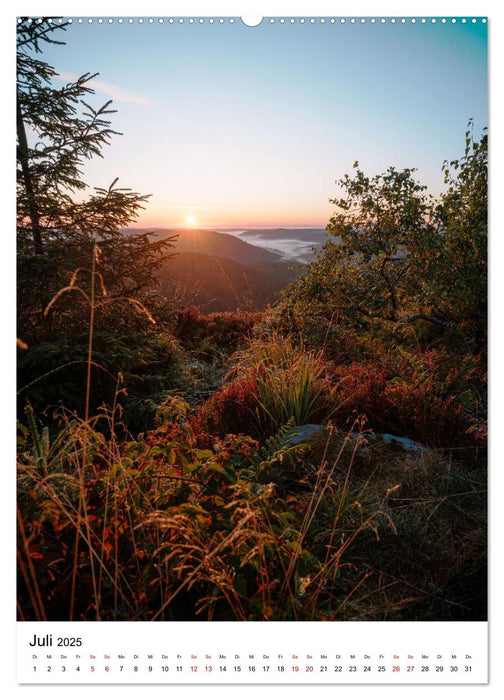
(17, 396, 486, 622)
(16, 250, 487, 623)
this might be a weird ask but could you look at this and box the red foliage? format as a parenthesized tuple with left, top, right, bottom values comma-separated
(192, 375, 260, 439)
(175, 307, 262, 353)
(333, 350, 484, 447)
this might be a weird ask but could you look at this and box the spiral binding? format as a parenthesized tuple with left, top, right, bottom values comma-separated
(18, 17, 487, 26)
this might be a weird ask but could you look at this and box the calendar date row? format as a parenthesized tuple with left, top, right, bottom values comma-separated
(32, 663, 474, 674)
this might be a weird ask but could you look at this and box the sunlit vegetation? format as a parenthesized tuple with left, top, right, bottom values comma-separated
(17, 19, 486, 622)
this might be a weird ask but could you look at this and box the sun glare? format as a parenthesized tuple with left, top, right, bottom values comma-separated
(186, 214, 197, 227)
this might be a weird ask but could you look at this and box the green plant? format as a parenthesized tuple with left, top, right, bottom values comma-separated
(276, 124, 487, 352)
(228, 333, 340, 436)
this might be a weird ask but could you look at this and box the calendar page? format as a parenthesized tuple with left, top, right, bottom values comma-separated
(14, 0, 489, 690)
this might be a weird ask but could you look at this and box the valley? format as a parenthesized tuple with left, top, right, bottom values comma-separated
(124, 227, 317, 311)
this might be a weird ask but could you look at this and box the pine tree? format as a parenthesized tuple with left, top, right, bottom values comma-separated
(16, 17, 175, 340)
(17, 18, 179, 424)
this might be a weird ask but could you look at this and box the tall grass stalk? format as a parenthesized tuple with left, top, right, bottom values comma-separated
(17, 408, 148, 620)
(280, 421, 359, 596)
(17, 505, 47, 621)
(150, 509, 256, 621)
(42, 245, 157, 619)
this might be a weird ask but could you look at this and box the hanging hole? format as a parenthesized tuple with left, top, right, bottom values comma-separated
(241, 17, 263, 27)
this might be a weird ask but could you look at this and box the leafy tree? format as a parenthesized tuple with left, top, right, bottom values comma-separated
(314, 165, 437, 324)
(432, 124, 487, 343)
(281, 124, 487, 350)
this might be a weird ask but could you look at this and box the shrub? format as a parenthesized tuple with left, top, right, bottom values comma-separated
(174, 307, 262, 357)
(192, 375, 260, 440)
(17, 331, 194, 434)
(331, 348, 486, 448)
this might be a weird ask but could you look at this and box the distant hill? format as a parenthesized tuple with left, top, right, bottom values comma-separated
(158, 252, 297, 313)
(121, 228, 301, 311)
(238, 228, 327, 243)
(123, 228, 284, 266)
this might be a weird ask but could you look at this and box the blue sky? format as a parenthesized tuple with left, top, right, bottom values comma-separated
(38, 17, 487, 227)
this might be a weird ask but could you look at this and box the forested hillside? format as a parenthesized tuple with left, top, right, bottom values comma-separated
(157, 251, 296, 312)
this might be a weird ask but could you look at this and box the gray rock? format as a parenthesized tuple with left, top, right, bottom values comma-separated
(284, 424, 323, 446)
(280, 424, 427, 453)
(352, 432, 427, 453)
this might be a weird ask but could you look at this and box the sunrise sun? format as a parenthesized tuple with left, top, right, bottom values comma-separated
(186, 214, 197, 227)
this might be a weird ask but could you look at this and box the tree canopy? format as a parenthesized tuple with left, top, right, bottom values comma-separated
(281, 122, 487, 351)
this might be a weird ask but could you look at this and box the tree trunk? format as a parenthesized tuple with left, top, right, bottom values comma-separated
(16, 98, 43, 255)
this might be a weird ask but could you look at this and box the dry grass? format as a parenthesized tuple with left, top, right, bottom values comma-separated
(17, 399, 486, 622)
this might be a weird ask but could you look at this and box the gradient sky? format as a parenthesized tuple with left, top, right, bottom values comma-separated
(37, 17, 487, 228)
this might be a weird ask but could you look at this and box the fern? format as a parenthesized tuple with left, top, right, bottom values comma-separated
(263, 418, 297, 456)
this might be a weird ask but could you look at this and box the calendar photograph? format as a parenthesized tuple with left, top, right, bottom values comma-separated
(16, 11, 487, 663)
